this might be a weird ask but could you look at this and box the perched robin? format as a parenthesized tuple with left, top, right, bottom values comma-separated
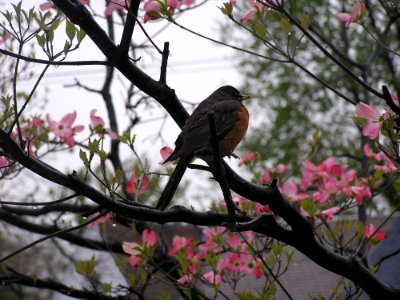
(156, 85, 249, 210)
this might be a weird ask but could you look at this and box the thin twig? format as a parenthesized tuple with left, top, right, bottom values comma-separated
(159, 41, 170, 84)
(0, 211, 107, 263)
(0, 48, 109, 66)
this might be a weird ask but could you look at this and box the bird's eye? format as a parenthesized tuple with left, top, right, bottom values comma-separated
(233, 92, 241, 101)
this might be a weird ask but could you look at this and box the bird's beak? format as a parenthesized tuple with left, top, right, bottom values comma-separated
(241, 95, 250, 101)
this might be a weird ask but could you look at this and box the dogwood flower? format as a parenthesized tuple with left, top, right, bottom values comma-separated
(320, 206, 340, 221)
(46, 111, 84, 147)
(126, 172, 150, 194)
(104, 0, 126, 16)
(355, 102, 382, 139)
(337, 0, 365, 27)
(364, 223, 387, 242)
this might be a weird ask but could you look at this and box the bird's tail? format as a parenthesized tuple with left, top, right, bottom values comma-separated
(156, 154, 193, 210)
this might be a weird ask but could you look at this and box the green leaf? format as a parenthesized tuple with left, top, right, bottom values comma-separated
(36, 34, 46, 48)
(219, 2, 233, 16)
(352, 116, 368, 126)
(64, 41, 71, 55)
(300, 12, 311, 29)
(74, 256, 96, 278)
(101, 282, 112, 293)
(77, 28, 86, 43)
(235, 291, 259, 300)
(280, 17, 291, 33)
(47, 29, 54, 43)
(98, 150, 108, 161)
(79, 149, 89, 167)
(89, 138, 100, 153)
(66, 20, 76, 41)
(1, 11, 13, 23)
(254, 23, 266, 37)
(50, 17, 61, 32)
(114, 168, 124, 185)
(272, 243, 282, 256)
(11, 2, 22, 21)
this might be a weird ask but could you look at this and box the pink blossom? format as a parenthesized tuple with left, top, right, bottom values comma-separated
(320, 206, 340, 221)
(281, 181, 308, 202)
(90, 109, 105, 127)
(142, 229, 157, 246)
(203, 271, 221, 285)
(202, 226, 225, 238)
(238, 151, 258, 167)
(126, 172, 150, 194)
(0, 157, 8, 168)
(88, 212, 111, 227)
(39, 2, 53, 10)
(352, 185, 371, 205)
(143, 0, 162, 23)
(262, 163, 289, 183)
(104, 0, 126, 17)
(261, 171, 271, 183)
(178, 273, 193, 284)
(252, 202, 272, 216)
(240, 10, 256, 23)
(184, 0, 195, 5)
(363, 223, 387, 242)
(312, 191, 330, 204)
(343, 183, 372, 205)
(355, 102, 382, 139)
(122, 241, 140, 256)
(337, 0, 364, 27)
(168, 236, 193, 255)
(240, 0, 270, 23)
(199, 239, 219, 253)
(122, 241, 141, 267)
(167, 0, 179, 9)
(363, 144, 397, 172)
(46, 111, 84, 147)
(160, 146, 173, 165)
(128, 255, 140, 267)
(227, 234, 242, 249)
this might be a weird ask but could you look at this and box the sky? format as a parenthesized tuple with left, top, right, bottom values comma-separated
(2, 0, 247, 207)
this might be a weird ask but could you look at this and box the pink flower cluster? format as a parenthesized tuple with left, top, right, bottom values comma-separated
(171, 228, 263, 285)
(122, 226, 264, 286)
(363, 144, 397, 172)
(300, 158, 371, 206)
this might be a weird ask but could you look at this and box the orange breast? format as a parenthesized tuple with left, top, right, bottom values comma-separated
(219, 105, 249, 156)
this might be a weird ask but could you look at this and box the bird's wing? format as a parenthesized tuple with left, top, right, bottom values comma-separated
(180, 100, 241, 155)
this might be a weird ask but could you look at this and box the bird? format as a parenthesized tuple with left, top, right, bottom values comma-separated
(156, 85, 250, 210)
